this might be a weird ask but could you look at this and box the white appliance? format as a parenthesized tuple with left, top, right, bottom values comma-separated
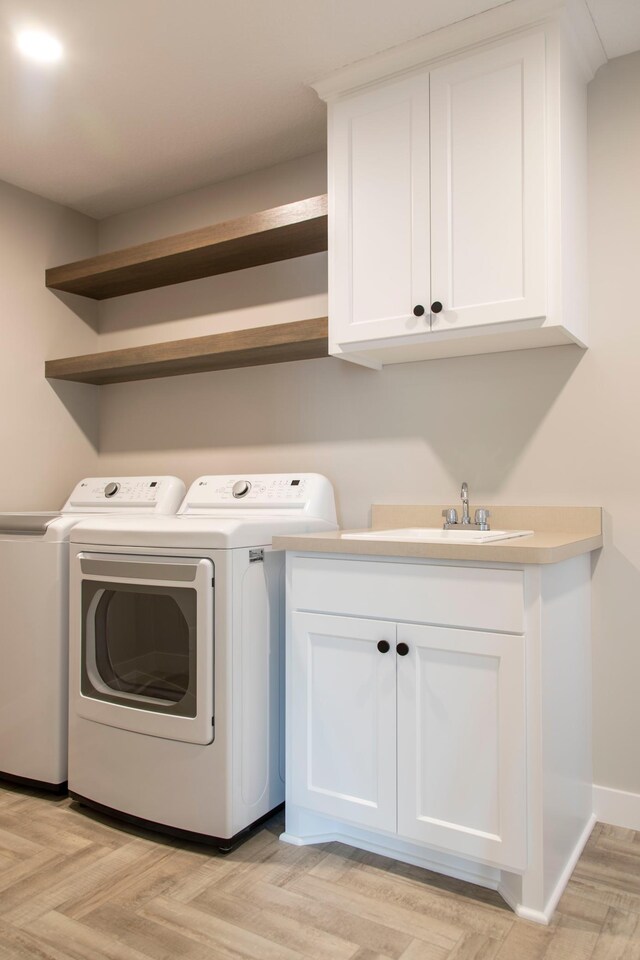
(0, 476, 185, 791)
(67, 473, 337, 848)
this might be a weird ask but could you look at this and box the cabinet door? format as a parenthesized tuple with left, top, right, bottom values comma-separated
(329, 73, 431, 347)
(290, 612, 397, 831)
(396, 623, 526, 869)
(430, 33, 546, 331)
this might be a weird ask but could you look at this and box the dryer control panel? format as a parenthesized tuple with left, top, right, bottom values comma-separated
(180, 474, 337, 523)
(62, 476, 186, 514)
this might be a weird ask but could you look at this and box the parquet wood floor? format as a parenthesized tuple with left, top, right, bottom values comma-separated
(0, 785, 638, 959)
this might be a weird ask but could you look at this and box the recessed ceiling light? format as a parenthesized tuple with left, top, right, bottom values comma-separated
(16, 29, 63, 64)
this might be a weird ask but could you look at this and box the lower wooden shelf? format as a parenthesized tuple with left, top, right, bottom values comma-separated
(45, 317, 329, 385)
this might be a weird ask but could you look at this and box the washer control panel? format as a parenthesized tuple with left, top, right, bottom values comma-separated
(62, 476, 186, 514)
(180, 474, 336, 522)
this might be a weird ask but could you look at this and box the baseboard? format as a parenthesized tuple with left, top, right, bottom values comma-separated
(498, 891, 550, 926)
(498, 813, 596, 926)
(538, 813, 597, 921)
(594, 784, 640, 831)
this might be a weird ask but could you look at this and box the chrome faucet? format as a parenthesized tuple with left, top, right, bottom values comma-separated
(460, 482, 470, 525)
(442, 482, 491, 531)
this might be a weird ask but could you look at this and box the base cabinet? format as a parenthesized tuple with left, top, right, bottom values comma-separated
(283, 552, 594, 924)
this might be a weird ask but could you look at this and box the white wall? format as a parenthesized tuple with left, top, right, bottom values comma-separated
(93, 55, 640, 796)
(0, 180, 99, 509)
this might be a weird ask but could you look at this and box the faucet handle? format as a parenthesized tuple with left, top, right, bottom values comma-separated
(442, 508, 458, 527)
(474, 508, 490, 529)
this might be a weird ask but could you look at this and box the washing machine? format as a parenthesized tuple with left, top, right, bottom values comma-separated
(67, 473, 337, 847)
(0, 475, 185, 791)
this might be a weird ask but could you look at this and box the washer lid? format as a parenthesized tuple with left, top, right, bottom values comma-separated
(0, 512, 61, 535)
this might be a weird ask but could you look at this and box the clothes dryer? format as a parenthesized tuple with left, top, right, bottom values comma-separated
(0, 476, 185, 791)
(67, 473, 337, 847)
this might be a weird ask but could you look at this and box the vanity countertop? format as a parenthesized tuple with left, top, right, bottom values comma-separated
(273, 505, 603, 564)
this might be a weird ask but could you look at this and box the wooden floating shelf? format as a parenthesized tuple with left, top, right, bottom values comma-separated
(45, 317, 329, 385)
(46, 195, 328, 300)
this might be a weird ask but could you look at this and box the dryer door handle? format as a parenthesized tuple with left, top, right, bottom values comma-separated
(79, 555, 200, 583)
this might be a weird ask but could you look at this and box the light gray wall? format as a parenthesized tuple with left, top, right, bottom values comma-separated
(586, 52, 640, 793)
(94, 55, 640, 795)
(0, 180, 99, 509)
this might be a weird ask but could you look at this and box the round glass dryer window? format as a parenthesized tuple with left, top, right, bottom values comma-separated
(82, 581, 198, 718)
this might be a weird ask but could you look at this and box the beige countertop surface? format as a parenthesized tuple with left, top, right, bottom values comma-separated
(273, 504, 603, 565)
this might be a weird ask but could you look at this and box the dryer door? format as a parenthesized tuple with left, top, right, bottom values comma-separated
(77, 553, 214, 744)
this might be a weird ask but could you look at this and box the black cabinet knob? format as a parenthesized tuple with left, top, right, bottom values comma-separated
(413, 304, 425, 317)
(431, 301, 443, 314)
(396, 642, 409, 656)
(377, 640, 390, 654)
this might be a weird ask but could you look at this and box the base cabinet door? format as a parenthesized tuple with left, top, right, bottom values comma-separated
(396, 623, 527, 869)
(290, 612, 397, 831)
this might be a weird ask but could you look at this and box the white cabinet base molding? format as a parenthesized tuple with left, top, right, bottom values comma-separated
(282, 806, 502, 891)
(281, 809, 597, 926)
(497, 814, 597, 924)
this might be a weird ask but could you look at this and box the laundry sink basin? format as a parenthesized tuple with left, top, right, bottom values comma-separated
(342, 527, 533, 544)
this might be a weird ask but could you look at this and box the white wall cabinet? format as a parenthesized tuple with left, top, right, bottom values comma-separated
(283, 551, 594, 924)
(315, 6, 604, 367)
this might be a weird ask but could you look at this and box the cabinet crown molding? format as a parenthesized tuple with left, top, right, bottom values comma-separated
(310, 0, 605, 102)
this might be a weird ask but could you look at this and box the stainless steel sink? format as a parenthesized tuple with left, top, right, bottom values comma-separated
(342, 527, 533, 544)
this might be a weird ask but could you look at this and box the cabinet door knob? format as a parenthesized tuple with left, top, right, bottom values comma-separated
(396, 642, 410, 656)
(377, 640, 390, 654)
(430, 301, 443, 314)
(413, 304, 425, 317)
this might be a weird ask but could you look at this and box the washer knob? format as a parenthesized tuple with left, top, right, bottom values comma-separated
(104, 482, 120, 498)
(232, 480, 251, 499)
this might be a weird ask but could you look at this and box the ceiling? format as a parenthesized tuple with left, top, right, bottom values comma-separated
(0, 0, 637, 220)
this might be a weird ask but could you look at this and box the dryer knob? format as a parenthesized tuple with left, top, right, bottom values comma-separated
(104, 482, 120, 498)
(232, 480, 251, 499)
